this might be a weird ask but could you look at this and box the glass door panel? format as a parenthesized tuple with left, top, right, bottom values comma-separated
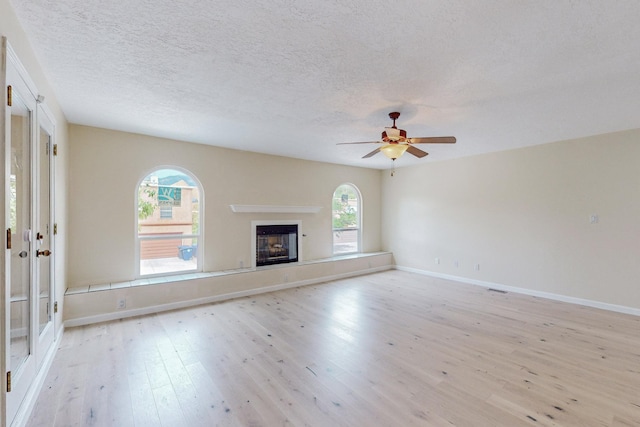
(37, 119, 52, 336)
(9, 91, 32, 375)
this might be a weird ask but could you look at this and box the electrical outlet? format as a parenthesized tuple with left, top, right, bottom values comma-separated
(284, 273, 289, 283)
(435, 257, 440, 265)
(474, 264, 480, 271)
(116, 298, 126, 310)
(239, 260, 244, 268)
(454, 260, 459, 268)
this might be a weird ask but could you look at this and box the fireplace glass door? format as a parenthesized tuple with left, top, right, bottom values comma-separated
(256, 224, 298, 266)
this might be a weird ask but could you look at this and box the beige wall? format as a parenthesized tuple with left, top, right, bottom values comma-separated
(382, 129, 640, 309)
(68, 125, 382, 287)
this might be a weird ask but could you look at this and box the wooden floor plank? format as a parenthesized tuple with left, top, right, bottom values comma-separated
(26, 271, 640, 426)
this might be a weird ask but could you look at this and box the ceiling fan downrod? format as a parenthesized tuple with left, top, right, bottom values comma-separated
(388, 111, 400, 128)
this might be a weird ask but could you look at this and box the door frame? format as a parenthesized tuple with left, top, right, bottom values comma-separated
(2, 37, 57, 427)
(4, 37, 39, 427)
(34, 101, 56, 369)
(0, 35, 8, 427)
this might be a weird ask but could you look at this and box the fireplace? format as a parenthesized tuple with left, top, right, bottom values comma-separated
(255, 223, 299, 267)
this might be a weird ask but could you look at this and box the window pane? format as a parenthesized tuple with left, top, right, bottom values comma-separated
(140, 237, 198, 275)
(332, 184, 359, 229)
(332, 184, 360, 254)
(333, 229, 358, 254)
(138, 168, 201, 276)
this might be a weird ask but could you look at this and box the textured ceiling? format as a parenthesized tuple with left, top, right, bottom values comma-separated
(9, 0, 640, 169)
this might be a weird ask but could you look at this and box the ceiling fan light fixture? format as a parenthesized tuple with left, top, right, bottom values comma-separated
(380, 143, 409, 160)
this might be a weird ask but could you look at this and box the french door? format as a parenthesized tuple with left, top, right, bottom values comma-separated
(35, 104, 55, 370)
(3, 39, 56, 427)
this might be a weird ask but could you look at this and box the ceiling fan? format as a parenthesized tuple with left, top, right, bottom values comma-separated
(338, 111, 456, 161)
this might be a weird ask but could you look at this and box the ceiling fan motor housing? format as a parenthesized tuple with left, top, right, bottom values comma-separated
(382, 127, 407, 143)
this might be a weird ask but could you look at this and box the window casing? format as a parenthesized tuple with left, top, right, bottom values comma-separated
(136, 168, 202, 276)
(332, 183, 361, 254)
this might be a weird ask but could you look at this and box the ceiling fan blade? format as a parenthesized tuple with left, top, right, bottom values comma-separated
(337, 141, 381, 145)
(362, 147, 381, 158)
(406, 145, 429, 158)
(408, 136, 456, 144)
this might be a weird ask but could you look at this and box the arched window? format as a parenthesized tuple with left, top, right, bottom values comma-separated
(136, 167, 202, 276)
(332, 183, 361, 254)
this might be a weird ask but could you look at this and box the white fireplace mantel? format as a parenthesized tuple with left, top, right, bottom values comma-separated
(230, 205, 322, 214)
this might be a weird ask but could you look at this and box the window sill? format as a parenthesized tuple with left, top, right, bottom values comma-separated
(65, 251, 390, 296)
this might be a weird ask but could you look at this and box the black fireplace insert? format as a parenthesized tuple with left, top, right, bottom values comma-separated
(256, 224, 298, 266)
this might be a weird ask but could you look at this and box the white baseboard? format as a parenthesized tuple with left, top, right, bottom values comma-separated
(396, 265, 640, 317)
(64, 264, 392, 328)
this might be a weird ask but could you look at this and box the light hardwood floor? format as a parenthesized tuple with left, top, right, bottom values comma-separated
(27, 271, 640, 426)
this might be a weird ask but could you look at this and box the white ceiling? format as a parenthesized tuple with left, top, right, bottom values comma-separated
(9, 1, 640, 169)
